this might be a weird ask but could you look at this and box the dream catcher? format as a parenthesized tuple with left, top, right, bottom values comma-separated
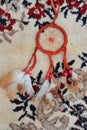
(0, 0, 82, 105)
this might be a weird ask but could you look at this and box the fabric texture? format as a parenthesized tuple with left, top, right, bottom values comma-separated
(0, 0, 87, 130)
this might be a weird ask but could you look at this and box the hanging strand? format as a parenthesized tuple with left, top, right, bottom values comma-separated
(27, 53, 37, 72)
(23, 47, 37, 73)
(63, 48, 70, 71)
(50, 0, 60, 22)
(46, 55, 54, 79)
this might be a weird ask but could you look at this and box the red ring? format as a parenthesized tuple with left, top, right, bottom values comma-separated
(36, 23, 68, 56)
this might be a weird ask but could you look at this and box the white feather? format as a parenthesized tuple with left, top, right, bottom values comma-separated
(45, 92, 53, 102)
(35, 80, 50, 99)
(48, 78, 57, 92)
(13, 70, 34, 96)
(23, 74, 34, 96)
(72, 71, 78, 80)
(13, 70, 25, 83)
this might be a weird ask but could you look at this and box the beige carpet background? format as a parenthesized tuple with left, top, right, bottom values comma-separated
(0, 0, 87, 129)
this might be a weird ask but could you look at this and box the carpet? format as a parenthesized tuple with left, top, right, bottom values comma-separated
(0, 0, 87, 130)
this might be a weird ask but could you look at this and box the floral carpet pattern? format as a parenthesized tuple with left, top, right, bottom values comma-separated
(0, 0, 87, 130)
(0, 0, 87, 43)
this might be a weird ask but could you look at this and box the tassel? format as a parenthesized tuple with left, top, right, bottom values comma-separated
(45, 92, 53, 101)
(22, 73, 34, 96)
(35, 75, 57, 99)
(35, 78, 50, 99)
(13, 69, 25, 83)
(13, 70, 34, 96)
(71, 71, 78, 80)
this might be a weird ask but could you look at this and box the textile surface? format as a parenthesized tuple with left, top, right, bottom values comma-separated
(0, 0, 87, 130)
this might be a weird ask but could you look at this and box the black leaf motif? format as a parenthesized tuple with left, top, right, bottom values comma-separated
(35, 21, 41, 28)
(71, 127, 80, 130)
(30, 104, 36, 116)
(76, 14, 81, 22)
(62, 88, 67, 95)
(22, 0, 32, 7)
(61, 6, 67, 12)
(22, 21, 29, 25)
(79, 55, 85, 61)
(31, 76, 35, 84)
(62, 108, 68, 112)
(36, 70, 43, 83)
(11, 93, 36, 121)
(75, 116, 87, 129)
(8, 0, 12, 3)
(74, 104, 85, 111)
(64, 9, 68, 18)
(12, 4, 17, 11)
(1, 0, 5, 5)
(68, 60, 75, 66)
(70, 110, 79, 117)
(10, 99, 23, 105)
(44, 9, 53, 19)
(17, 93, 26, 100)
(82, 17, 87, 26)
(54, 62, 60, 73)
(23, 99, 28, 111)
(41, 22, 50, 28)
(62, 98, 70, 106)
(13, 106, 23, 112)
(18, 111, 27, 121)
(27, 114, 36, 121)
(81, 62, 87, 68)
(62, 60, 75, 70)
(83, 96, 87, 104)
(82, 52, 87, 58)
(71, 11, 78, 14)
(61, 62, 64, 69)
(35, 21, 50, 29)
(78, 52, 87, 68)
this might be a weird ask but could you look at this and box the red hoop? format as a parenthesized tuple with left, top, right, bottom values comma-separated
(36, 23, 68, 56)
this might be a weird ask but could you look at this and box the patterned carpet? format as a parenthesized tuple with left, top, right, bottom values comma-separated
(0, 0, 87, 130)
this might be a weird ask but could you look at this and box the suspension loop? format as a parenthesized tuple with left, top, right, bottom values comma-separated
(50, 0, 60, 22)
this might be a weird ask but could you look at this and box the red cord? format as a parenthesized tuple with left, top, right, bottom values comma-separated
(50, 0, 60, 22)
(23, 47, 37, 73)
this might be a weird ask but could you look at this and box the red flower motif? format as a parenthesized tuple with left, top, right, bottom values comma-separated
(46, 0, 64, 6)
(0, 8, 15, 32)
(59, 0, 64, 6)
(28, 3, 46, 20)
(66, 0, 80, 9)
(79, 4, 87, 15)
